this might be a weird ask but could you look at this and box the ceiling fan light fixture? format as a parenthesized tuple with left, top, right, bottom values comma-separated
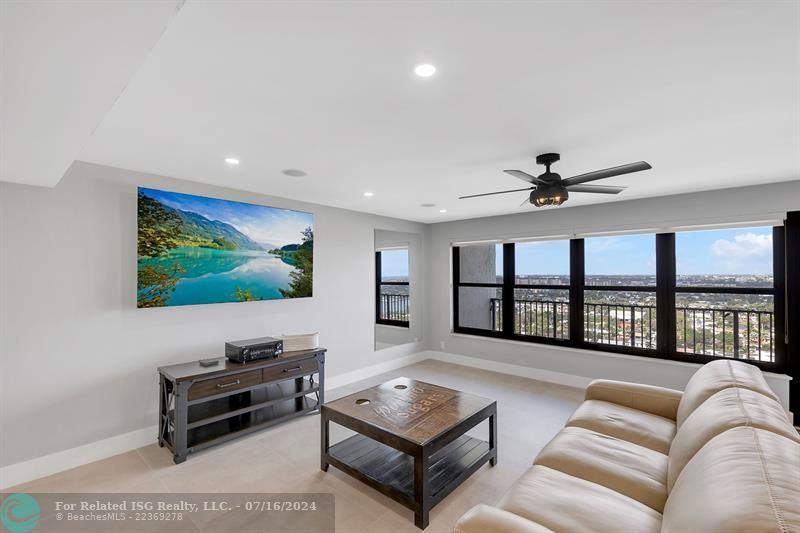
(531, 186, 569, 207)
(460, 152, 649, 207)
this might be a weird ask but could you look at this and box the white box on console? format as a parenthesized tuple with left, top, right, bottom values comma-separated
(281, 332, 320, 352)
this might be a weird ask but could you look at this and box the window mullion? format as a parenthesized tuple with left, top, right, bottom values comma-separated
(375, 251, 382, 323)
(656, 233, 676, 358)
(570, 239, 584, 344)
(784, 213, 800, 415)
(452, 247, 460, 330)
(773, 225, 786, 368)
(502, 243, 515, 337)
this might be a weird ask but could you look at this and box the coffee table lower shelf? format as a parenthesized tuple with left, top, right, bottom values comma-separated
(327, 433, 491, 513)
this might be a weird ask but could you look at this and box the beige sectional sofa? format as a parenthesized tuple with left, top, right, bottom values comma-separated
(454, 359, 800, 533)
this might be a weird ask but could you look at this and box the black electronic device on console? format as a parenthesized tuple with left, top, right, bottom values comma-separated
(225, 336, 283, 363)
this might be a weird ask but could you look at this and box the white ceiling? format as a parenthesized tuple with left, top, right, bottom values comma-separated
(0, 0, 183, 187)
(4, 1, 799, 222)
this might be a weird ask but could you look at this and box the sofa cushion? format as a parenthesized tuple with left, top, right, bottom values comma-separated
(566, 399, 676, 454)
(498, 465, 662, 533)
(668, 387, 800, 490)
(676, 359, 779, 427)
(584, 379, 682, 420)
(662, 427, 800, 533)
(534, 426, 668, 512)
(453, 505, 554, 533)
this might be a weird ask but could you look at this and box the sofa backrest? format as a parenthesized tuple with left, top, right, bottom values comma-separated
(667, 386, 800, 490)
(675, 359, 779, 427)
(662, 427, 800, 533)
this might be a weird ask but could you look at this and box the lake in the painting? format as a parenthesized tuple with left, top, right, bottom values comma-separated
(137, 187, 313, 308)
(139, 247, 296, 305)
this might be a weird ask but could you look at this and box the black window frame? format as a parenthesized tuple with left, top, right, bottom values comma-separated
(672, 226, 784, 366)
(375, 250, 410, 328)
(511, 240, 571, 341)
(451, 245, 506, 339)
(582, 233, 660, 355)
(453, 228, 787, 372)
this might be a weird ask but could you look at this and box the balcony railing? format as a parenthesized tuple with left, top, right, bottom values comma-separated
(379, 293, 409, 323)
(488, 298, 774, 362)
(584, 303, 657, 350)
(677, 307, 774, 362)
(490, 299, 569, 339)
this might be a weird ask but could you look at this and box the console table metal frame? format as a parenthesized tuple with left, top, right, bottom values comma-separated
(158, 348, 325, 463)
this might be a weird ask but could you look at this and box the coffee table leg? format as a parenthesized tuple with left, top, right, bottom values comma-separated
(320, 408, 330, 472)
(490, 408, 498, 467)
(414, 446, 430, 529)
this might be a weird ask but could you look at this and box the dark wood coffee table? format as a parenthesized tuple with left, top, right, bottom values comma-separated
(320, 377, 497, 529)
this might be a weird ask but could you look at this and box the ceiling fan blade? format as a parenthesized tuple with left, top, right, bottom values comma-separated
(503, 170, 546, 185)
(520, 197, 531, 207)
(459, 187, 533, 200)
(562, 161, 651, 187)
(566, 184, 626, 194)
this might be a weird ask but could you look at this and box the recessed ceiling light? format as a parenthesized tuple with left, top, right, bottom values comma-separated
(414, 64, 436, 77)
(281, 169, 307, 177)
(439, 209, 447, 213)
(224, 157, 240, 165)
(363, 192, 374, 197)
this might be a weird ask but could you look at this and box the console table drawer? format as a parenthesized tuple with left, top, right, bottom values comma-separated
(188, 369, 261, 400)
(263, 358, 317, 383)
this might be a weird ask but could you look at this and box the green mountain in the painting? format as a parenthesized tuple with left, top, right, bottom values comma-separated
(174, 209, 264, 251)
(268, 240, 310, 265)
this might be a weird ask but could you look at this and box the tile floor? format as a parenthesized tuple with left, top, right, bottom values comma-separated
(8, 360, 584, 533)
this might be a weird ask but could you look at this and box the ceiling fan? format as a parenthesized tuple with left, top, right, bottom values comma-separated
(459, 153, 652, 207)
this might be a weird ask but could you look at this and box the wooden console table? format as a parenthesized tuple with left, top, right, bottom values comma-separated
(158, 348, 325, 463)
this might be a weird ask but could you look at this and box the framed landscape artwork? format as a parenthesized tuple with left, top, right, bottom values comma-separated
(137, 187, 313, 308)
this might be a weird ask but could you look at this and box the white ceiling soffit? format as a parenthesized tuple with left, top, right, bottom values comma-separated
(0, 0, 184, 187)
(6, 1, 799, 223)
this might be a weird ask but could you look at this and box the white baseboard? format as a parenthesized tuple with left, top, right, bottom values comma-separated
(0, 351, 428, 491)
(0, 425, 158, 491)
(425, 350, 592, 389)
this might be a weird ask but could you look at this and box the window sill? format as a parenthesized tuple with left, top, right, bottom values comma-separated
(376, 321, 410, 329)
(448, 331, 792, 381)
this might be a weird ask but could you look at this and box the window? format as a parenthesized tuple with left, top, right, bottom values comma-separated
(454, 243, 503, 332)
(675, 226, 778, 362)
(584, 234, 657, 350)
(376, 248, 409, 327)
(452, 225, 786, 371)
(514, 240, 570, 339)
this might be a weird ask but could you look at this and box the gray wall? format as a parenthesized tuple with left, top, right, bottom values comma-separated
(0, 161, 426, 467)
(2, 165, 798, 468)
(425, 180, 800, 408)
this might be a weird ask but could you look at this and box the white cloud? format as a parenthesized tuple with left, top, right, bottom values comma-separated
(238, 218, 310, 247)
(585, 236, 622, 253)
(711, 232, 772, 259)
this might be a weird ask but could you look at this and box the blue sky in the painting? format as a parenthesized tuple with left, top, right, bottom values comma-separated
(381, 249, 409, 279)
(140, 188, 313, 247)
(496, 226, 773, 276)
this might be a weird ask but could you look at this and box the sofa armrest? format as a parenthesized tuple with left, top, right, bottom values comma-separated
(453, 505, 553, 533)
(585, 379, 683, 420)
